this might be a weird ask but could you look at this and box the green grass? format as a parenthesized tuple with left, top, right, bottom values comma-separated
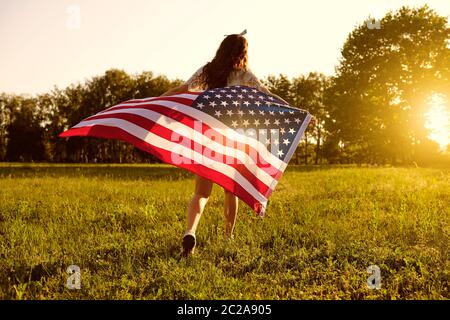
(0, 163, 448, 299)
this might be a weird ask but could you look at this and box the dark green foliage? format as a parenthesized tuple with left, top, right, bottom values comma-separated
(0, 70, 180, 163)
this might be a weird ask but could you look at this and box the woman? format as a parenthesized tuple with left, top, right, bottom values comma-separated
(161, 32, 289, 257)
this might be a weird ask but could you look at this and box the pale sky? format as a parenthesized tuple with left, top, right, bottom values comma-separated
(0, 0, 449, 95)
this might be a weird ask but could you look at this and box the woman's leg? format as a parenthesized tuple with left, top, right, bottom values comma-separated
(185, 175, 213, 235)
(224, 189, 238, 237)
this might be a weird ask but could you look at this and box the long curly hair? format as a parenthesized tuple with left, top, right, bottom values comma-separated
(201, 34, 248, 89)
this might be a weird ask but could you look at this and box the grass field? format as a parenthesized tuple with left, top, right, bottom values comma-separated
(0, 163, 448, 299)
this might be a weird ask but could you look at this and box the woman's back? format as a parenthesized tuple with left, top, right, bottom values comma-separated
(227, 68, 263, 88)
(186, 66, 266, 92)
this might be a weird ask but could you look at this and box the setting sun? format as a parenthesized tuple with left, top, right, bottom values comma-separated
(425, 94, 450, 152)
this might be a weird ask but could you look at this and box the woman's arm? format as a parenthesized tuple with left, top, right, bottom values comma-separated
(161, 66, 204, 96)
(160, 83, 189, 96)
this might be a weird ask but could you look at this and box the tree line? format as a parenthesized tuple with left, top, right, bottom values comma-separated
(1, 6, 449, 165)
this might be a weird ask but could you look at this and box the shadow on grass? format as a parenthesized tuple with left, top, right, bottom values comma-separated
(0, 163, 194, 181)
(1, 262, 62, 287)
(0, 163, 404, 180)
(285, 164, 366, 172)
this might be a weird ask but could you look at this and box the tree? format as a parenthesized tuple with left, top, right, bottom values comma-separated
(5, 96, 46, 161)
(326, 5, 450, 164)
(291, 73, 330, 164)
(0, 94, 12, 161)
(57, 69, 180, 163)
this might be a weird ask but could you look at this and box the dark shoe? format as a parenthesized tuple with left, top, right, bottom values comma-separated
(182, 234, 196, 257)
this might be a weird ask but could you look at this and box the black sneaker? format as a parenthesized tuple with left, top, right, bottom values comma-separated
(182, 234, 196, 257)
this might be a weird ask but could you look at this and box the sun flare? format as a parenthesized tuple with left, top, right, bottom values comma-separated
(425, 94, 450, 152)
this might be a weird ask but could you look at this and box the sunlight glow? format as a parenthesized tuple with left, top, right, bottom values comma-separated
(425, 94, 450, 152)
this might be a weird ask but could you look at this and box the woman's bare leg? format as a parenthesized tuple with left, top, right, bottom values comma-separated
(186, 175, 213, 234)
(224, 190, 238, 237)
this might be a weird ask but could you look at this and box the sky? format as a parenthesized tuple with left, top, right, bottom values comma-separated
(0, 0, 449, 95)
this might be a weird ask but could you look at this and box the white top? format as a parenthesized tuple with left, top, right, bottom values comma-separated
(185, 65, 268, 92)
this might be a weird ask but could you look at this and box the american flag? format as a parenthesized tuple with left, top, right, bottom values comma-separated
(59, 85, 312, 215)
